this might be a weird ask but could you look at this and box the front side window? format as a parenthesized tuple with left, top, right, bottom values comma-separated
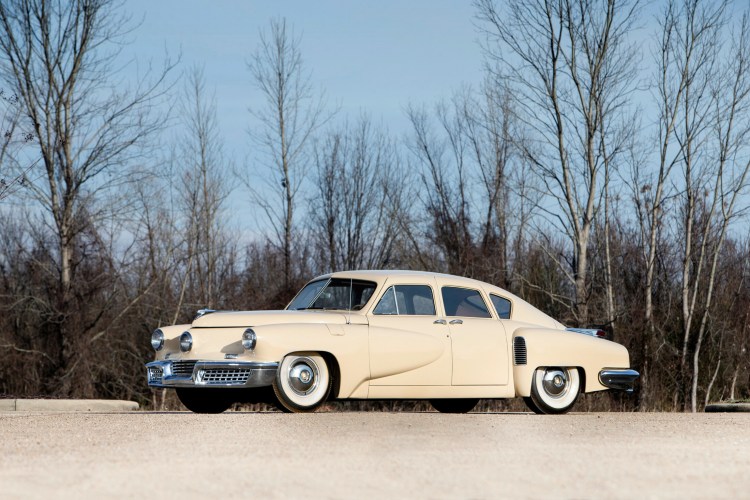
(490, 294, 512, 320)
(441, 287, 491, 318)
(287, 278, 376, 311)
(373, 285, 436, 315)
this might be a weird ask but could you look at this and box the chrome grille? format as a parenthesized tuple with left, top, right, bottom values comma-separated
(513, 336, 527, 365)
(201, 368, 252, 385)
(171, 360, 197, 377)
(147, 366, 163, 384)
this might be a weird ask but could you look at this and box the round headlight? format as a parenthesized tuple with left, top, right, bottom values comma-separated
(242, 328, 257, 351)
(151, 329, 164, 351)
(180, 331, 193, 352)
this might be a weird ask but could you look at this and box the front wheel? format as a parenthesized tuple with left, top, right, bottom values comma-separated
(524, 367, 581, 415)
(272, 353, 332, 413)
(176, 388, 233, 414)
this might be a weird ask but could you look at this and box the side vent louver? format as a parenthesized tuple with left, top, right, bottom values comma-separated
(513, 336, 527, 366)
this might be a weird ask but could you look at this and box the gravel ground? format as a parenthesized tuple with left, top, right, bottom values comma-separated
(1, 411, 748, 499)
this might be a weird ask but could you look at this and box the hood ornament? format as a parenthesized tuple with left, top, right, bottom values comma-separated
(194, 309, 217, 321)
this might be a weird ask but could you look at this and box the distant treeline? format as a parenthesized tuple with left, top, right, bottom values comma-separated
(0, 0, 748, 411)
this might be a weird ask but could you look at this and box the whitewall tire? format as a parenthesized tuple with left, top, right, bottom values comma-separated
(272, 353, 332, 413)
(525, 367, 581, 415)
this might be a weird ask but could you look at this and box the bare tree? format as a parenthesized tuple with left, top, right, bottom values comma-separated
(175, 66, 231, 313)
(0, 0, 174, 393)
(0, 89, 19, 197)
(630, 0, 750, 412)
(246, 18, 331, 292)
(671, 1, 725, 387)
(405, 82, 531, 286)
(0, 88, 36, 200)
(463, 80, 518, 287)
(407, 100, 474, 275)
(311, 116, 404, 272)
(475, 0, 640, 324)
(625, 0, 719, 408)
(313, 129, 342, 272)
(680, 10, 750, 412)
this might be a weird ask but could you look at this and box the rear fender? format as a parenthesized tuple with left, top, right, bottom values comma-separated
(512, 328, 630, 396)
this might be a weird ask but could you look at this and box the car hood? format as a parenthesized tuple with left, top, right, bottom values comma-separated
(191, 309, 354, 328)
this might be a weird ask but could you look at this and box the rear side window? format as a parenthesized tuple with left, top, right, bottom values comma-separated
(490, 294, 512, 319)
(441, 287, 491, 318)
(373, 285, 436, 315)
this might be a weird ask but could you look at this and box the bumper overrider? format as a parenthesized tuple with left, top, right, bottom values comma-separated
(146, 360, 279, 388)
(599, 369, 640, 392)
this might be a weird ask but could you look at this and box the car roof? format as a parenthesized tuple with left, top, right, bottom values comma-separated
(325, 269, 504, 293)
(318, 269, 563, 329)
(328, 269, 480, 281)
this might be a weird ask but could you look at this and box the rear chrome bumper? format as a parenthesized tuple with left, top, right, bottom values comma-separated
(599, 369, 640, 392)
(146, 360, 278, 388)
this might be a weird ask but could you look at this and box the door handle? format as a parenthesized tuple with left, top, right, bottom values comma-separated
(449, 319, 463, 325)
(433, 319, 447, 325)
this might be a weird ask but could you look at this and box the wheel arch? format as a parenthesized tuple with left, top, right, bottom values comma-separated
(279, 349, 342, 400)
(320, 351, 341, 400)
(576, 366, 587, 393)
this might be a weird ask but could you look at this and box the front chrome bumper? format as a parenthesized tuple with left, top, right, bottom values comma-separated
(146, 360, 278, 388)
(599, 369, 640, 392)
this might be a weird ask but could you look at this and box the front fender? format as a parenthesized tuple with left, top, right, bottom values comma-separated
(512, 328, 631, 396)
(153, 324, 191, 360)
(249, 323, 370, 399)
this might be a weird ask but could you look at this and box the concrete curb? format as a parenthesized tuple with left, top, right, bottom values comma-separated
(0, 399, 139, 412)
(705, 403, 750, 413)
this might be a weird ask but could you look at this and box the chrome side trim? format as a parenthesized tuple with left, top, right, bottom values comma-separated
(599, 369, 640, 392)
(146, 360, 279, 389)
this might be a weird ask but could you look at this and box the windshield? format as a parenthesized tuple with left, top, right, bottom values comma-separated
(286, 278, 377, 311)
(287, 279, 328, 310)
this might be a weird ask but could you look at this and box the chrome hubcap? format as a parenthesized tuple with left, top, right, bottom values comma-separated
(542, 368, 568, 398)
(288, 359, 319, 395)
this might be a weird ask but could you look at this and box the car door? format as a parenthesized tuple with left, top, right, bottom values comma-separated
(367, 277, 452, 386)
(436, 280, 509, 386)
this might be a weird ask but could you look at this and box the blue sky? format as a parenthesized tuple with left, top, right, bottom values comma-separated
(127, 0, 485, 158)
(121, 1, 749, 241)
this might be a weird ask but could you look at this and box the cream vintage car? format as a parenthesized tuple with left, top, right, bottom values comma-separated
(146, 270, 638, 413)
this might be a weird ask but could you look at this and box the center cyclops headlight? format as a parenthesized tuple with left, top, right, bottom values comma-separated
(242, 328, 257, 351)
(151, 329, 164, 351)
(179, 331, 193, 352)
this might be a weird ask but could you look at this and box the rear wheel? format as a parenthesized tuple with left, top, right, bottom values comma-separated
(522, 396, 543, 414)
(525, 367, 581, 415)
(272, 353, 332, 413)
(430, 398, 479, 414)
(176, 388, 233, 414)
